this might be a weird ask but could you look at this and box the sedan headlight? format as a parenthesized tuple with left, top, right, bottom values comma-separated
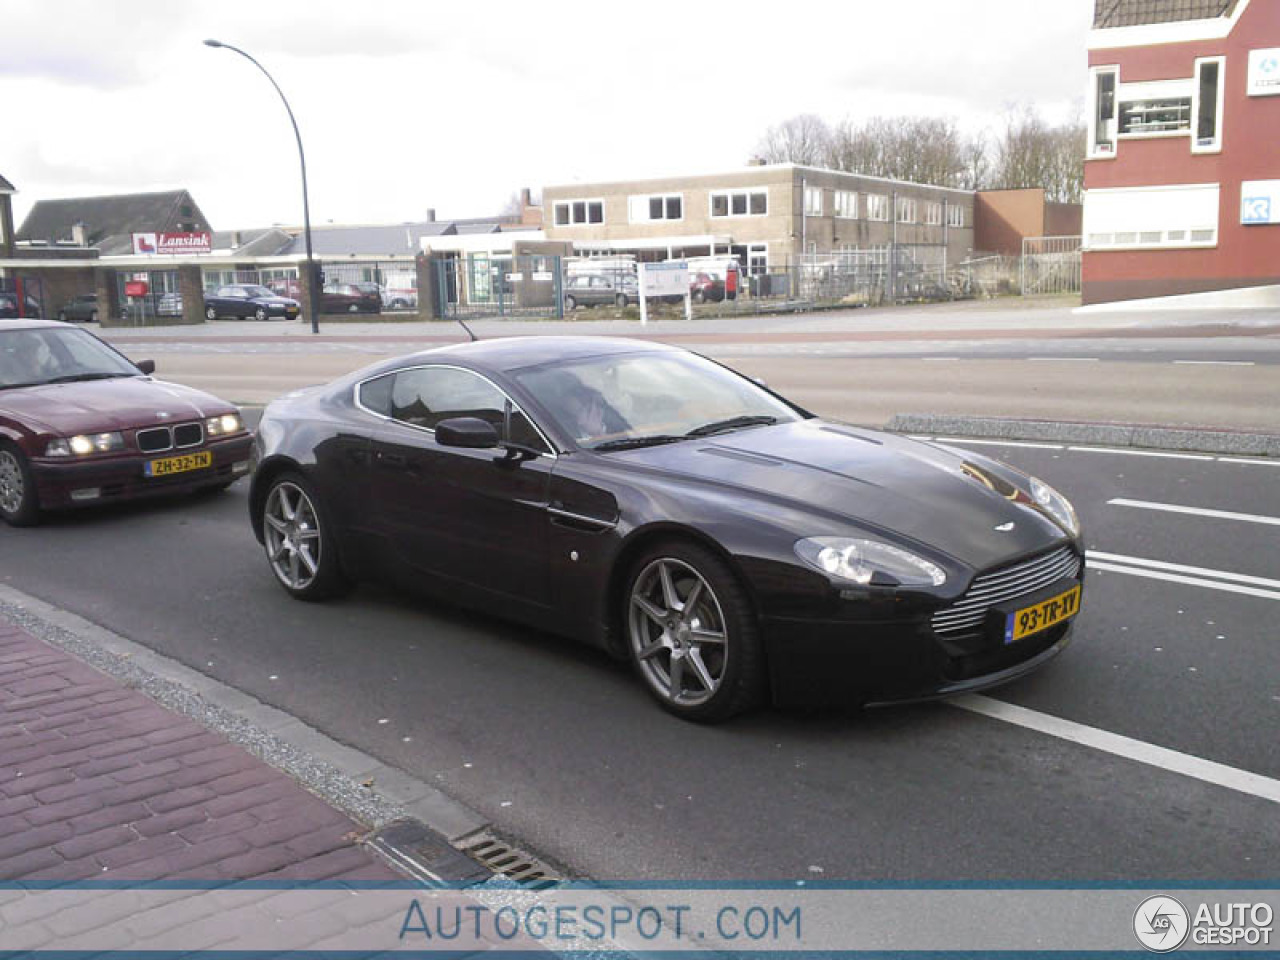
(45, 432, 125, 457)
(1030, 476, 1079, 536)
(795, 537, 946, 588)
(205, 413, 243, 436)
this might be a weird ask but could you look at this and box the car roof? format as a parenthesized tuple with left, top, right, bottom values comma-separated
(418, 336, 680, 374)
(0, 318, 65, 332)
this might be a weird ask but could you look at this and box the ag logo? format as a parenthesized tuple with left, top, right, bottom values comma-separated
(1134, 895, 1190, 952)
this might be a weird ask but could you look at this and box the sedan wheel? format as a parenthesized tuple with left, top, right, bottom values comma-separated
(261, 475, 349, 600)
(205, 306, 218, 321)
(348, 303, 360, 313)
(565, 295, 577, 311)
(255, 307, 267, 321)
(0, 444, 40, 527)
(626, 543, 763, 722)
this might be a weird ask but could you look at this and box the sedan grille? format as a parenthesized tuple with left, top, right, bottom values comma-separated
(931, 545, 1081, 637)
(136, 427, 173, 453)
(173, 423, 204, 448)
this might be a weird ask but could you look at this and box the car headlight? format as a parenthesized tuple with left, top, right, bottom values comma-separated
(795, 537, 946, 588)
(1030, 476, 1079, 536)
(205, 413, 243, 436)
(45, 432, 125, 457)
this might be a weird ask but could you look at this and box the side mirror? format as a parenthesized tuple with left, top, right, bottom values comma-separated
(136, 359, 156, 375)
(435, 417, 499, 449)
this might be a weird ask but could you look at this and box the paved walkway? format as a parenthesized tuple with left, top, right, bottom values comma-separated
(0, 616, 399, 883)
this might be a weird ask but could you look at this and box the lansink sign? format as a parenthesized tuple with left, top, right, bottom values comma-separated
(131, 231, 213, 255)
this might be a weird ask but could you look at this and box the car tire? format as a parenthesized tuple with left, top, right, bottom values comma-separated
(564, 295, 577, 311)
(624, 540, 764, 723)
(89, 310, 98, 323)
(0, 442, 41, 527)
(255, 307, 267, 321)
(348, 303, 360, 314)
(692, 290, 705, 304)
(205, 306, 218, 321)
(58, 311, 68, 323)
(260, 472, 351, 601)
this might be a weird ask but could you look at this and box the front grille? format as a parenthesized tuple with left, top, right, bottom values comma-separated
(173, 423, 203, 448)
(931, 545, 1080, 638)
(136, 427, 172, 453)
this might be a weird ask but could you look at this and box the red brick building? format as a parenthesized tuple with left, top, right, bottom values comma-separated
(1083, 0, 1280, 303)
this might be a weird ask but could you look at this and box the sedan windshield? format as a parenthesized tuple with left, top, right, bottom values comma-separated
(514, 350, 804, 449)
(0, 327, 140, 389)
(244, 286, 277, 299)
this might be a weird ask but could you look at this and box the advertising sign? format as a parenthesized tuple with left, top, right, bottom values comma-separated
(1241, 180, 1280, 225)
(131, 231, 213, 255)
(124, 280, 149, 297)
(1248, 48, 1280, 96)
(638, 261, 689, 298)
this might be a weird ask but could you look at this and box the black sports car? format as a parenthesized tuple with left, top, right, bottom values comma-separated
(249, 337, 1083, 722)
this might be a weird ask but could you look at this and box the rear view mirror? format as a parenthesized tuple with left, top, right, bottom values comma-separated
(435, 417, 499, 449)
(136, 359, 156, 375)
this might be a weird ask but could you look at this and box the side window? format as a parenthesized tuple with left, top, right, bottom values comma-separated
(358, 373, 394, 416)
(388, 367, 550, 453)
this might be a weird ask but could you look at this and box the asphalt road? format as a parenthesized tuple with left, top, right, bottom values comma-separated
(4, 434, 1278, 881)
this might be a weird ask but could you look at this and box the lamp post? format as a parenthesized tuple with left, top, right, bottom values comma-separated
(203, 39, 318, 334)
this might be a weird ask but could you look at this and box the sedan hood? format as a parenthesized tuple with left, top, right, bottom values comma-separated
(0, 377, 230, 437)
(625, 420, 1068, 570)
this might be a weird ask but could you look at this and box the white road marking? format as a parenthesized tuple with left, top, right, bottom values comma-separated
(951, 695, 1280, 805)
(1067, 446, 1214, 461)
(1218, 456, 1280, 466)
(1087, 551, 1280, 590)
(935, 437, 1065, 450)
(1174, 360, 1255, 366)
(1087, 560, 1280, 602)
(1108, 498, 1280, 527)
(1028, 357, 1099, 362)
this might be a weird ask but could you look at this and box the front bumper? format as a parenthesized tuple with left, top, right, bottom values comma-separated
(31, 434, 254, 510)
(761, 578, 1081, 708)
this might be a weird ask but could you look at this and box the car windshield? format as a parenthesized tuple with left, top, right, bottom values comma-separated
(244, 286, 276, 298)
(514, 350, 804, 449)
(0, 327, 139, 389)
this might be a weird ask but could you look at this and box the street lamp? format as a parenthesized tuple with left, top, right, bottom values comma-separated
(203, 39, 319, 334)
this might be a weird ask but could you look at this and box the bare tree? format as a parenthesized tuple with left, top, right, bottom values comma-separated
(821, 115, 989, 189)
(991, 105, 1085, 203)
(753, 114, 833, 166)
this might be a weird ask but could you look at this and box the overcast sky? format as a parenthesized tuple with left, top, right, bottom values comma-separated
(2, 0, 1092, 231)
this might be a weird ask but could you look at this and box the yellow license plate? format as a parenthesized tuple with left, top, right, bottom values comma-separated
(145, 450, 213, 477)
(1004, 584, 1081, 644)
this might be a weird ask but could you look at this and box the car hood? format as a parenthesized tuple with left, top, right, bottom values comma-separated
(622, 419, 1069, 571)
(0, 377, 232, 437)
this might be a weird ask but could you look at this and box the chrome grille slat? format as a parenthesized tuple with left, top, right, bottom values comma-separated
(931, 546, 1080, 636)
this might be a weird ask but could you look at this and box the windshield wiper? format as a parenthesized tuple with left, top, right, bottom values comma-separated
(685, 415, 778, 438)
(591, 435, 686, 452)
(41, 372, 135, 384)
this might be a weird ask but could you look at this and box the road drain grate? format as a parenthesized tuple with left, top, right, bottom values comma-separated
(460, 832, 560, 889)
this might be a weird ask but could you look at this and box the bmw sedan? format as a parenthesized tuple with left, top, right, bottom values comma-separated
(249, 337, 1083, 722)
(0, 320, 253, 525)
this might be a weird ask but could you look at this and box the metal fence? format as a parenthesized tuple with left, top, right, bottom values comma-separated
(1020, 236, 1082, 295)
(436, 254, 563, 320)
(320, 260, 419, 314)
(0, 274, 47, 319)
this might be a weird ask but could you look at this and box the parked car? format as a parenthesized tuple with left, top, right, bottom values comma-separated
(322, 284, 381, 314)
(203, 285, 301, 321)
(689, 272, 726, 303)
(0, 319, 252, 526)
(0, 292, 43, 320)
(563, 274, 637, 309)
(57, 293, 99, 324)
(248, 337, 1083, 722)
(383, 287, 418, 310)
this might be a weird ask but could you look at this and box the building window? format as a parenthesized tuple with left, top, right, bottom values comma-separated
(1083, 184, 1219, 250)
(804, 186, 823, 216)
(628, 194, 683, 223)
(1192, 56, 1225, 154)
(865, 194, 889, 221)
(1089, 66, 1118, 158)
(553, 199, 605, 226)
(1117, 79, 1194, 137)
(895, 197, 918, 223)
(710, 189, 768, 218)
(834, 190, 857, 219)
(946, 204, 965, 228)
(925, 202, 943, 226)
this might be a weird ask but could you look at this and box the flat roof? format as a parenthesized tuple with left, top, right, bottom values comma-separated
(544, 162, 975, 197)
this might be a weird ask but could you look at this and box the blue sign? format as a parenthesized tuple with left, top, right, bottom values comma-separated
(1243, 197, 1272, 224)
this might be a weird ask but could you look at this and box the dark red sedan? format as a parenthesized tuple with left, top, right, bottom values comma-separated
(0, 319, 253, 526)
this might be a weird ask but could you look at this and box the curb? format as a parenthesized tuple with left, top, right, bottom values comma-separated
(0, 585, 490, 848)
(886, 414, 1280, 458)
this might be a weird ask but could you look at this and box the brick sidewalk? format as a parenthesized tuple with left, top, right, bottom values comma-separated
(0, 618, 400, 883)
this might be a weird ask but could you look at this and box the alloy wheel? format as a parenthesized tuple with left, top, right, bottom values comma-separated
(629, 557, 729, 707)
(263, 481, 323, 591)
(0, 451, 24, 515)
